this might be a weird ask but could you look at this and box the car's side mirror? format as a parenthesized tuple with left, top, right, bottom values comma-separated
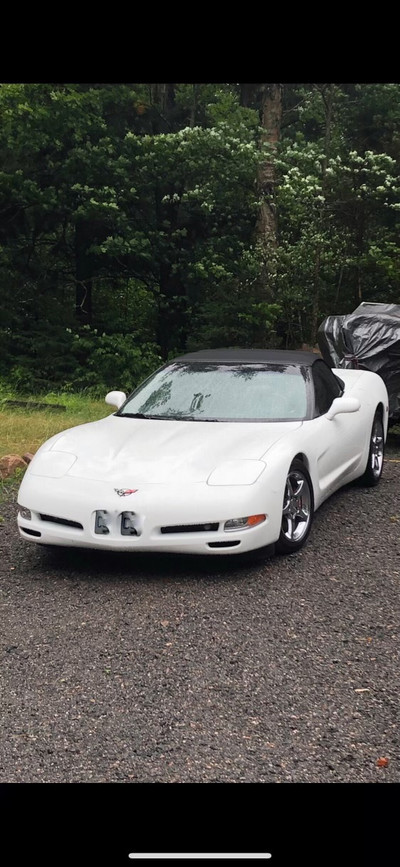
(326, 396, 361, 420)
(105, 391, 127, 409)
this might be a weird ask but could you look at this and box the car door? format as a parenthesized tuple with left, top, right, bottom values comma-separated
(309, 360, 366, 497)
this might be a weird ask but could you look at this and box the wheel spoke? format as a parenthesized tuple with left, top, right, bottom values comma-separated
(281, 469, 312, 543)
(293, 478, 305, 497)
(284, 516, 293, 539)
(297, 506, 309, 521)
(371, 429, 383, 476)
(287, 478, 296, 497)
(361, 414, 384, 486)
(277, 462, 314, 553)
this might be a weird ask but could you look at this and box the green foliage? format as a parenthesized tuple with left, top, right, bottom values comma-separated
(67, 327, 161, 393)
(1, 324, 161, 395)
(273, 85, 400, 342)
(1, 81, 400, 381)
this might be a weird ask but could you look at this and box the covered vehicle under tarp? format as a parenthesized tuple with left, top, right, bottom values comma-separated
(318, 302, 400, 422)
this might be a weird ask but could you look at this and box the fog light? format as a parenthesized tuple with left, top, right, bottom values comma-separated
(224, 514, 266, 532)
(18, 505, 31, 520)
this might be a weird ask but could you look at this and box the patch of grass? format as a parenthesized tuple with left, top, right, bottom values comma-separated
(0, 390, 115, 457)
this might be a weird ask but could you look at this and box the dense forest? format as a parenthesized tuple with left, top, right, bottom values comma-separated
(1, 82, 400, 394)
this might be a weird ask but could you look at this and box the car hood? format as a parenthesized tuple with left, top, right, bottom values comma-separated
(44, 415, 302, 484)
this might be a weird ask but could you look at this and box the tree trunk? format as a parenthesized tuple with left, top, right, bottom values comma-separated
(310, 84, 335, 344)
(75, 220, 93, 324)
(190, 84, 198, 128)
(154, 177, 186, 357)
(240, 83, 257, 108)
(150, 84, 175, 132)
(239, 83, 282, 251)
(311, 248, 321, 346)
(75, 277, 92, 324)
(240, 83, 282, 345)
(255, 83, 282, 252)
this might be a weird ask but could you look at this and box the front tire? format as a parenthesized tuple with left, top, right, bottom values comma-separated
(275, 460, 314, 555)
(359, 410, 384, 486)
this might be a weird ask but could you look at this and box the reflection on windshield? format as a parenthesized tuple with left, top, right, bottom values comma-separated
(119, 363, 308, 421)
(137, 380, 172, 415)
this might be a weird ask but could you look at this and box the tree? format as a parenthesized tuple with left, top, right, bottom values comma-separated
(2, 82, 400, 391)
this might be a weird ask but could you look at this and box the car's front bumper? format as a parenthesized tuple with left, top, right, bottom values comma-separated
(17, 474, 283, 555)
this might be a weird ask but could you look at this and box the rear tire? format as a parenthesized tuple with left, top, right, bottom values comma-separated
(275, 459, 314, 555)
(359, 410, 384, 487)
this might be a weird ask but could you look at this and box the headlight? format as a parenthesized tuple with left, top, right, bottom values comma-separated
(29, 451, 77, 478)
(18, 505, 31, 520)
(224, 514, 266, 532)
(208, 460, 266, 486)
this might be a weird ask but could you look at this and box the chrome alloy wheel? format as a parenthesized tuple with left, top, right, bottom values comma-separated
(281, 469, 312, 544)
(370, 417, 384, 480)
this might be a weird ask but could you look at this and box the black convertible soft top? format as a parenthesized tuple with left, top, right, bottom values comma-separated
(172, 349, 321, 366)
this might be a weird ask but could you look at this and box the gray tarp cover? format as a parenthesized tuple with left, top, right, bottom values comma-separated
(318, 302, 400, 420)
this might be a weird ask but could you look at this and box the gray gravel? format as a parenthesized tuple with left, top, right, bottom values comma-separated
(1, 436, 400, 784)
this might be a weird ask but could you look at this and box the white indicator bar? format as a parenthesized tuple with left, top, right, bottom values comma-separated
(128, 856, 272, 861)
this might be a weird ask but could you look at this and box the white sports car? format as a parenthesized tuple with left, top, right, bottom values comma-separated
(17, 349, 388, 556)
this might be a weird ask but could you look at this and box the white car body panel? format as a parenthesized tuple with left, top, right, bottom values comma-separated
(17, 364, 389, 555)
(32, 417, 302, 485)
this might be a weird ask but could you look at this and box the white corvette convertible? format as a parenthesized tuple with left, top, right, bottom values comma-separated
(17, 349, 388, 556)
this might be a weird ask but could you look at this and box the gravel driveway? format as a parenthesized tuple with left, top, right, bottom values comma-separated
(1, 437, 399, 787)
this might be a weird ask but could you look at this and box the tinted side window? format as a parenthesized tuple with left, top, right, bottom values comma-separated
(312, 360, 343, 416)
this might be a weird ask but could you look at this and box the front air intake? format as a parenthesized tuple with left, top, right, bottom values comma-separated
(161, 522, 219, 534)
(40, 514, 83, 530)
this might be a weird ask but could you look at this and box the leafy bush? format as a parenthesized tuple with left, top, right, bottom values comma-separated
(1, 325, 161, 396)
(67, 327, 162, 393)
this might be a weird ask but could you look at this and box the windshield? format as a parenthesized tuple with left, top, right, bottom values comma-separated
(118, 363, 308, 422)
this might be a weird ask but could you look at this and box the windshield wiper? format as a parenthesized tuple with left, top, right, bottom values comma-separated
(174, 415, 219, 421)
(118, 412, 188, 419)
(118, 412, 219, 421)
(117, 412, 163, 419)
